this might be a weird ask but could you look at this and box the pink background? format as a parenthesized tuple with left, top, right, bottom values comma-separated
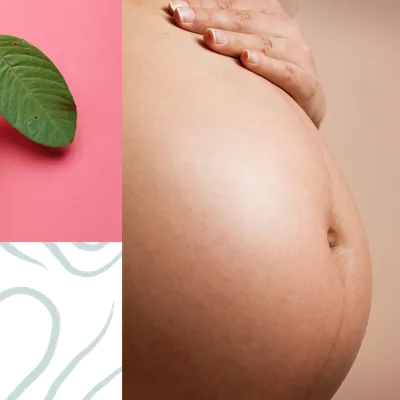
(0, 0, 121, 241)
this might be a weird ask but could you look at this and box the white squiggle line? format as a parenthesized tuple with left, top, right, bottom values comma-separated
(42, 243, 121, 277)
(0, 287, 60, 400)
(0, 243, 47, 270)
(71, 243, 109, 252)
(82, 367, 122, 400)
(44, 303, 114, 400)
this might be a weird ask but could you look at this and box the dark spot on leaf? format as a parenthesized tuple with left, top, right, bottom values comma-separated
(13, 42, 18, 46)
(34, 115, 38, 120)
(24, 110, 28, 115)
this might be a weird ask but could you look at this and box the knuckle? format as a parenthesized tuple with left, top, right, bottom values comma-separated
(260, 35, 273, 56)
(299, 47, 317, 70)
(235, 10, 251, 30)
(216, 0, 234, 10)
(283, 63, 296, 85)
(302, 44, 312, 56)
(296, 72, 318, 102)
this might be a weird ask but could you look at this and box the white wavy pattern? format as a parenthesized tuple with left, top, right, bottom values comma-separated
(0, 242, 122, 280)
(0, 242, 122, 400)
(0, 242, 50, 272)
(0, 285, 63, 400)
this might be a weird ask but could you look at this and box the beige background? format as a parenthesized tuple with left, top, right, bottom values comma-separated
(296, 0, 399, 398)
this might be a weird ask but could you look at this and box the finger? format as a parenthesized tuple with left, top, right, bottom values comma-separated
(240, 50, 317, 107)
(168, 0, 191, 13)
(173, 6, 285, 35)
(204, 29, 307, 65)
(168, 0, 282, 14)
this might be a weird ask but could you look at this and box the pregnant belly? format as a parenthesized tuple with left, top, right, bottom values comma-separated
(123, 3, 372, 399)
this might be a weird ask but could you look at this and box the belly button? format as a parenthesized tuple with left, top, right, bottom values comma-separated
(327, 227, 340, 249)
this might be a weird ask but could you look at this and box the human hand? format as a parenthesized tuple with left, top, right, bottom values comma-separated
(168, 0, 326, 128)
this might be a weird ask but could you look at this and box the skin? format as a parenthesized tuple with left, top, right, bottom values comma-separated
(123, 0, 372, 399)
(168, 0, 326, 128)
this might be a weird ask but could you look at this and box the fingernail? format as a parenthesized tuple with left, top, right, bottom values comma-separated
(208, 29, 227, 45)
(169, 1, 189, 12)
(176, 6, 196, 23)
(245, 50, 260, 64)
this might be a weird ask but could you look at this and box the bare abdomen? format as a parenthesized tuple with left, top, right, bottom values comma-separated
(123, 4, 372, 399)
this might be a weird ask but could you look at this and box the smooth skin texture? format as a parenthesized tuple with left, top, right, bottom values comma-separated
(123, 0, 372, 399)
(168, 0, 326, 128)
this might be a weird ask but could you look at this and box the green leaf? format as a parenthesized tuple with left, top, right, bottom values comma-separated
(0, 35, 77, 147)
